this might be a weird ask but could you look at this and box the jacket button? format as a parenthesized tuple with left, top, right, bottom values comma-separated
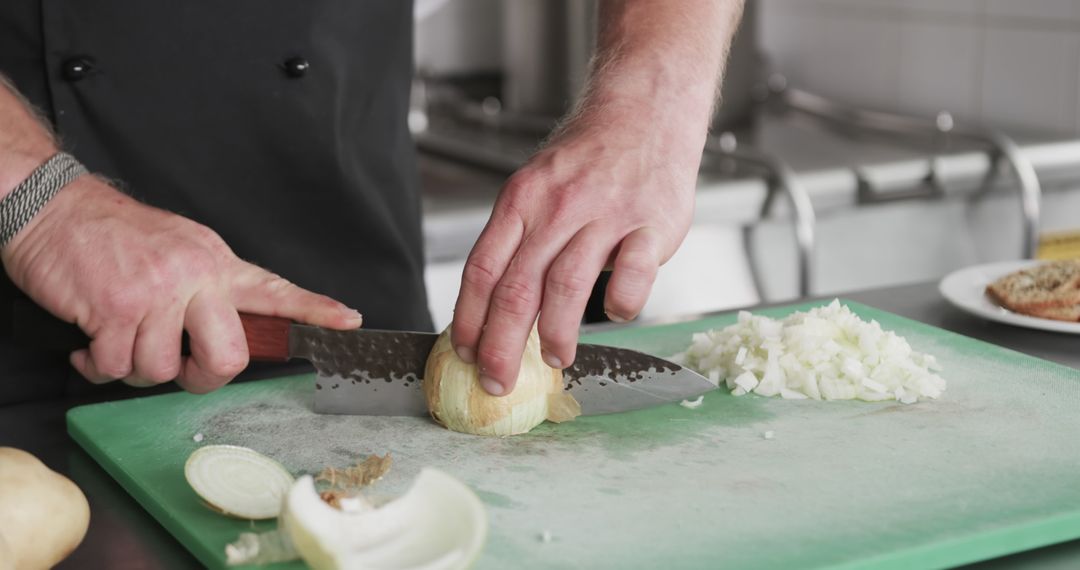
(61, 56, 96, 82)
(282, 57, 310, 78)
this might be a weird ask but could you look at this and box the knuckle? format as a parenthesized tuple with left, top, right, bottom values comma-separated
(605, 294, 636, 315)
(264, 274, 298, 296)
(461, 254, 502, 291)
(477, 345, 515, 371)
(96, 360, 132, 379)
(504, 170, 540, 195)
(206, 349, 248, 378)
(616, 251, 657, 284)
(142, 359, 181, 383)
(490, 279, 538, 318)
(604, 285, 646, 317)
(190, 223, 228, 249)
(546, 268, 593, 300)
(450, 318, 480, 343)
(540, 328, 575, 353)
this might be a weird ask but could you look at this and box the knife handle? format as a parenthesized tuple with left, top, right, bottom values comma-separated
(238, 313, 291, 362)
(6, 297, 292, 363)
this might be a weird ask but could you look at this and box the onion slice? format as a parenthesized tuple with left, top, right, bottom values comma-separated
(282, 468, 487, 570)
(185, 445, 294, 520)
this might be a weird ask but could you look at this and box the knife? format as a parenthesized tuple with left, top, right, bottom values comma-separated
(6, 300, 718, 416)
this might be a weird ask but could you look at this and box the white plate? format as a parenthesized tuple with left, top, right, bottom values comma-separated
(939, 260, 1080, 334)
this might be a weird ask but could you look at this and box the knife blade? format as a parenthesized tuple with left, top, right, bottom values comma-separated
(279, 322, 718, 416)
(7, 299, 718, 416)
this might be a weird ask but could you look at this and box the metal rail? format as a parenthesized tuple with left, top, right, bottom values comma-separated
(705, 132, 816, 298)
(775, 84, 1042, 259)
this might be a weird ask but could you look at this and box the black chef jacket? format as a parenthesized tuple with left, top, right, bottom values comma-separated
(0, 1, 433, 405)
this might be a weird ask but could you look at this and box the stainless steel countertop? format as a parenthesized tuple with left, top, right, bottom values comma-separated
(2, 281, 1078, 569)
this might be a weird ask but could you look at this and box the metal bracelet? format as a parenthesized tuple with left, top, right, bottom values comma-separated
(0, 152, 87, 247)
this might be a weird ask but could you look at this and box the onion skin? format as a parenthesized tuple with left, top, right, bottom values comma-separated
(0, 447, 90, 569)
(424, 326, 567, 436)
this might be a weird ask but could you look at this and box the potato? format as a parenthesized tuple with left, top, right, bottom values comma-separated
(0, 448, 90, 569)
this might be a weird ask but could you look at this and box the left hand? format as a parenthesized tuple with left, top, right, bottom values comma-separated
(451, 102, 704, 396)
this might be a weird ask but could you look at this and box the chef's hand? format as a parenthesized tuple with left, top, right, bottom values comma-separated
(1, 175, 363, 393)
(450, 0, 742, 396)
(452, 105, 701, 396)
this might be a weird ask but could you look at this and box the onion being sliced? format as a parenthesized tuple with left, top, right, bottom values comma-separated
(185, 445, 294, 520)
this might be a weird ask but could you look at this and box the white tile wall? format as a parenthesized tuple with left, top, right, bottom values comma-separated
(981, 27, 1079, 135)
(897, 19, 980, 121)
(760, 0, 1080, 136)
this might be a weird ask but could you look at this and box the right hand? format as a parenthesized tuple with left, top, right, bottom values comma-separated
(0, 175, 362, 393)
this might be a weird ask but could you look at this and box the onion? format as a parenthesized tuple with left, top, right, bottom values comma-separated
(185, 445, 294, 520)
(0, 447, 89, 569)
(674, 300, 946, 404)
(680, 396, 705, 409)
(424, 326, 580, 436)
(281, 469, 487, 570)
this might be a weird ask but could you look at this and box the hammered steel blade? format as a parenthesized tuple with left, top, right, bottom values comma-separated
(292, 324, 717, 417)
(563, 344, 719, 415)
(289, 326, 438, 416)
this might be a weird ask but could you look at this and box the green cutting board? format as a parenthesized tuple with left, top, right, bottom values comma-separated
(68, 301, 1080, 570)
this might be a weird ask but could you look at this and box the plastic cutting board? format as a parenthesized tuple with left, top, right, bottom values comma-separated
(67, 300, 1080, 569)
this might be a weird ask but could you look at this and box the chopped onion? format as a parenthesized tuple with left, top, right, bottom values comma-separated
(679, 396, 704, 409)
(226, 529, 299, 566)
(185, 445, 294, 520)
(673, 300, 946, 404)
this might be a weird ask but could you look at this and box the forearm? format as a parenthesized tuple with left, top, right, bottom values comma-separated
(0, 75, 60, 197)
(565, 0, 744, 149)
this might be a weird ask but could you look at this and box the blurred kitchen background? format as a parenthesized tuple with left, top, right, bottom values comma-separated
(413, 0, 1080, 330)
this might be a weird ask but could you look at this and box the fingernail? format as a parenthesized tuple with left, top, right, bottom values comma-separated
(542, 350, 563, 369)
(344, 309, 363, 326)
(480, 375, 505, 396)
(605, 308, 629, 323)
(455, 345, 476, 364)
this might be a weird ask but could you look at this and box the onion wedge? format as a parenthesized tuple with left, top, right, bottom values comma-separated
(282, 468, 487, 570)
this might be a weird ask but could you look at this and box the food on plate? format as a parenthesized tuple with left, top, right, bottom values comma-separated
(673, 300, 946, 404)
(985, 259, 1080, 322)
(185, 445, 294, 520)
(0, 447, 90, 569)
(423, 325, 580, 436)
(281, 468, 487, 570)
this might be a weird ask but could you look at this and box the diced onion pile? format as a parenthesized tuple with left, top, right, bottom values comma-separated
(672, 300, 946, 404)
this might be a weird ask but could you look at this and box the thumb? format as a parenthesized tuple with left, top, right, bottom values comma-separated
(228, 261, 362, 330)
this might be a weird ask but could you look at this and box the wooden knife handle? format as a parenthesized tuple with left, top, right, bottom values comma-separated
(6, 297, 294, 363)
(238, 313, 291, 362)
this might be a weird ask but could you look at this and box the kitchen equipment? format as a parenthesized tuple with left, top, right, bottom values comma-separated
(5, 303, 714, 416)
(288, 324, 715, 416)
(67, 300, 1080, 570)
(940, 260, 1080, 334)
